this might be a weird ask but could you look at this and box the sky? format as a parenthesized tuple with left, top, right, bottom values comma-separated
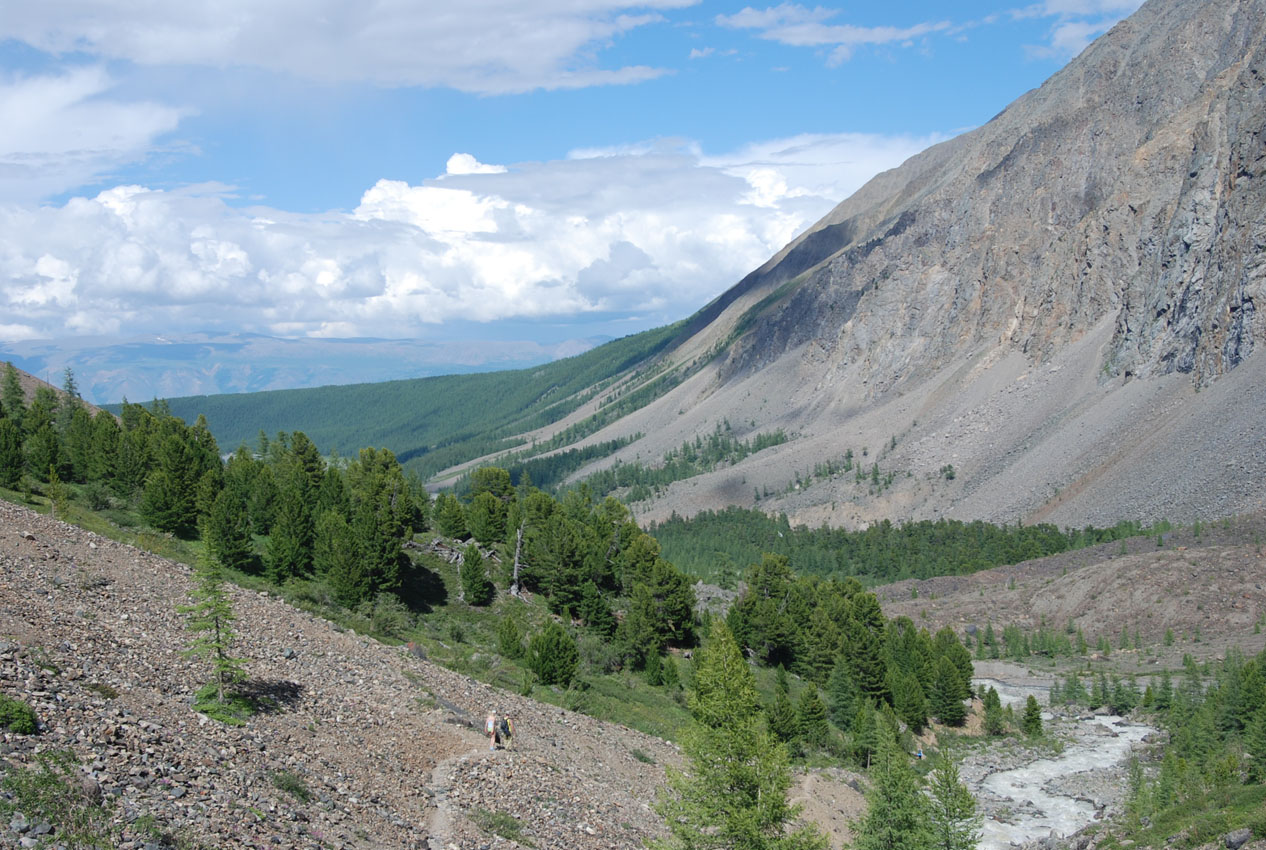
(0, 0, 1144, 352)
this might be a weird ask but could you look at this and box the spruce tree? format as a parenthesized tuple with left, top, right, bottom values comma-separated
(926, 756, 981, 850)
(315, 508, 367, 604)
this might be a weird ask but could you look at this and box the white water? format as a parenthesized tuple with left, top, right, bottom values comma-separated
(970, 679, 1156, 849)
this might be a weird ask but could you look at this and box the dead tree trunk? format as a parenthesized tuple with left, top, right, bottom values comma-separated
(510, 523, 524, 598)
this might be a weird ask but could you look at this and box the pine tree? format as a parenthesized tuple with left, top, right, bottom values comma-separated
(653, 620, 827, 850)
(314, 508, 368, 604)
(527, 621, 579, 687)
(926, 757, 981, 850)
(180, 554, 246, 706)
(1246, 704, 1266, 784)
(851, 723, 934, 850)
(851, 700, 881, 768)
(266, 482, 314, 582)
(460, 544, 494, 606)
(892, 670, 928, 733)
(577, 580, 616, 635)
(1022, 694, 1043, 737)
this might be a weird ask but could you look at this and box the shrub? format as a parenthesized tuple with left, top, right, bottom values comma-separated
(271, 770, 312, 803)
(0, 693, 38, 734)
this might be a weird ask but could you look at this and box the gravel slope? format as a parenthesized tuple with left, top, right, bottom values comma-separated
(0, 500, 679, 849)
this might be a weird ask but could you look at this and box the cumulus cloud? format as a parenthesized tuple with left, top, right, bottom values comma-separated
(0, 67, 186, 200)
(717, 4, 950, 62)
(1, 0, 695, 94)
(0, 132, 937, 342)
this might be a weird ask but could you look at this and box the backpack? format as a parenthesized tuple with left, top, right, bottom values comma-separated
(498, 717, 512, 737)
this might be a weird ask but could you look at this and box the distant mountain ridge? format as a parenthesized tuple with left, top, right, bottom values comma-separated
(1, 332, 610, 405)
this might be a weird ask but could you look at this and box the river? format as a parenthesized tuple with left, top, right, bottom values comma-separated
(964, 675, 1156, 849)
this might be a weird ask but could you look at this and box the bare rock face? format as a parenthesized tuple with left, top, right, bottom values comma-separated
(720, 0, 1265, 392)
(594, 0, 1266, 529)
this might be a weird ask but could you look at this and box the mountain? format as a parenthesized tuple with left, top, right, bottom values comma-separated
(156, 0, 1264, 530)
(0, 332, 610, 405)
(542, 0, 1266, 529)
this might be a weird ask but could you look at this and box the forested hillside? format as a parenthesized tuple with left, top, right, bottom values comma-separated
(649, 506, 1168, 586)
(157, 322, 683, 478)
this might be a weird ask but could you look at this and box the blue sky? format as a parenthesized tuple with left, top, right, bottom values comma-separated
(0, 0, 1143, 353)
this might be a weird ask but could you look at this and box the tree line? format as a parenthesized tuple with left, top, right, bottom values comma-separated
(650, 505, 1168, 585)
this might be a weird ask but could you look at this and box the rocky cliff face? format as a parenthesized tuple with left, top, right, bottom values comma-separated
(568, 0, 1266, 529)
(720, 0, 1264, 392)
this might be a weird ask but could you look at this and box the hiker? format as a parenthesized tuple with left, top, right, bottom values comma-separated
(498, 714, 514, 750)
(485, 712, 498, 750)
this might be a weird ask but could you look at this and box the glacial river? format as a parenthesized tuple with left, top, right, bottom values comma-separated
(968, 678, 1156, 850)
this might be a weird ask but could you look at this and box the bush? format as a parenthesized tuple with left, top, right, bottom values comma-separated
(0, 693, 38, 734)
(271, 770, 312, 803)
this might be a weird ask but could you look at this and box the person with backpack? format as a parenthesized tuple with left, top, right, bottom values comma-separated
(498, 715, 514, 750)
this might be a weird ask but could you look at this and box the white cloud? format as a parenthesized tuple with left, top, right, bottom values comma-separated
(0, 68, 186, 200)
(717, 4, 950, 60)
(445, 153, 508, 176)
(0, 131, 938, 342)
(1014, 0, 1143, 57)
(1, 0, 696, 94)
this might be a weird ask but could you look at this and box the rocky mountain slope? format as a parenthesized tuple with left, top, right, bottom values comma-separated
(525, 0, 1266, 530)
(0, 500, 682, 849)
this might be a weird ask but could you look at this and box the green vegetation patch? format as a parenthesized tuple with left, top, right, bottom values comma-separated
(0, 693, 38, 734)
(468, 806, 533, 847)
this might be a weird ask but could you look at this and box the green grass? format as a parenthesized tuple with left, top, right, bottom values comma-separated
(1096, 784, 1266, 850)
(468, 806, 533, 847)
(0, 750, 115, 847)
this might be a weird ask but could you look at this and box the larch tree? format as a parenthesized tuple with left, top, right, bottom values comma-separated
(926, 756, 982, 850)
(653, 620, 827, 850)
(850, 722, 934, 850)
(180, 554, 246, 707)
